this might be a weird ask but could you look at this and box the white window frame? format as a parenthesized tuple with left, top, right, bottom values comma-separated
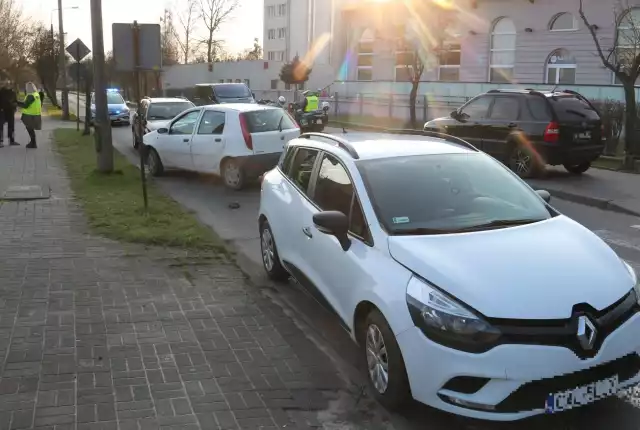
(549, 13, 578, 32)
(357, 29, 375, 82)
(276, 51, 285, 62)
(277, 3, 286, 16)
(268, 29, 276, 40)
(438, 40, 461, 82)
(278, 27, 287, 39)
(546, 64, 576, 84)
(267, 5, 275, 17)
(489, 17, 516, 82)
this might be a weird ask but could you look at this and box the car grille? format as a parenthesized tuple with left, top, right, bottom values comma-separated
(495, 353, 640, 413)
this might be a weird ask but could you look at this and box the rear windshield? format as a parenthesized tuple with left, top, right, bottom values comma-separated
(147, 102, 193, 120)
(551, 96, 600, 121)
(243, 109, 297, 133)
(214, 84, 252, 98)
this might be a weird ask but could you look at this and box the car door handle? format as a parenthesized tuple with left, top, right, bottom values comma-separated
(280, 136, 285, 140)
(183, 138, 189, 142)
(214, 138, 221, 142)
(302, 227, 313, 238)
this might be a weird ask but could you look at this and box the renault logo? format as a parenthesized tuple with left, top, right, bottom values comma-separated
(577, 315, 597, 350)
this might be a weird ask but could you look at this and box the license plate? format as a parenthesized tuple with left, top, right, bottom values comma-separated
(545, 374, 619, 414)
(316, 119, 323, 124)
(575, 131, 591, 140)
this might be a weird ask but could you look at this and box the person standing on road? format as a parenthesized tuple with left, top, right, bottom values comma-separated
(0, 78, 19, 147)
(17, 82, 42, 149)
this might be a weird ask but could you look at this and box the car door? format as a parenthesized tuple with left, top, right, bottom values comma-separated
(297, 152, 374, 326)
(158, 109, 202, 169)
(190, 110, 226, 173)
(482, 95, 522, 159)
(446, 95, 493, 149)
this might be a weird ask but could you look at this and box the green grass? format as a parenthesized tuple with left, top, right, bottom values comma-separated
(53, 128, 225, 251)
(44, 103, 77, 121)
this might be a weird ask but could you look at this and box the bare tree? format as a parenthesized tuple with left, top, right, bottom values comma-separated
(578, 0, 640, 165)
(240, 38, 262, 60)
(0, 0, 32, 83)
(28, 25, 61, 106)
(198, 0, 238, 63)
(161, 9, 181, 66)
(174, 0, 199, 64)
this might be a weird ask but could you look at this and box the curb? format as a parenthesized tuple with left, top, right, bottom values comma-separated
(541, 187, 640, 217)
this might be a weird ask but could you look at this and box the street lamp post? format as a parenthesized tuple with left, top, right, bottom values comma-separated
(51, 6, 78, 112)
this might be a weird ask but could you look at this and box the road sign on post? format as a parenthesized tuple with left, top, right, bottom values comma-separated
(67, 39, 91, 131)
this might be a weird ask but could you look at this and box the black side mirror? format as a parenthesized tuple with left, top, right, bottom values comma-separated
(536, 189, 551, 203)
(313, 211, 351, 251)
(157, 128, 168, 134)
(450, 110, 458, 119)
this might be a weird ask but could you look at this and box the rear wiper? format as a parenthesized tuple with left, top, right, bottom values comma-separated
(454, 218, 543, 232)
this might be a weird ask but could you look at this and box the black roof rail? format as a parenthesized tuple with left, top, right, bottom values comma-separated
(300, 132, 360, 159)
(384, 129, 479, 152)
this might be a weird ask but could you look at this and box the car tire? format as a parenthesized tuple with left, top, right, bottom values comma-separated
(259, 219, 289, 282)
(563, 162, 591, 174)
(362, 309, 411, 411)
(508, 144, 543, 178)
(132, 129, 139, 149)
(147, 148, 164, 177)
(221, 158, 245, 190)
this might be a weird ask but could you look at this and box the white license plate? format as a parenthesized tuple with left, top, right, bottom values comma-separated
(316, 119, 323, 124)
(575, 132, 591, 140)
(545, 374, 619, 414)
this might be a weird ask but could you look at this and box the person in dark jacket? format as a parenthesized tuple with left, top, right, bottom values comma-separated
(17, 82, 42, 149)
(0, 78, 19, 147)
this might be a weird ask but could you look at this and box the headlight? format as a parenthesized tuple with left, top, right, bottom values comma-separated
(406, 277, 500, 353)
(623, 260, 639, 304)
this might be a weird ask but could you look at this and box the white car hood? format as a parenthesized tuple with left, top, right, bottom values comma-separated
(388, 215, 634, 319)
(146, 120, 170, 131)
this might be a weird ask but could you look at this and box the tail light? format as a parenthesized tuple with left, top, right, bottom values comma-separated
(238, 113, 253, 150)
(543, 121, 560, 143)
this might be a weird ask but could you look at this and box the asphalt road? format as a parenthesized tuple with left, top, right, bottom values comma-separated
(67, 94, 640, 429)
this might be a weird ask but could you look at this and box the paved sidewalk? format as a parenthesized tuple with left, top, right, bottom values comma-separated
(0, 120, 389, 430)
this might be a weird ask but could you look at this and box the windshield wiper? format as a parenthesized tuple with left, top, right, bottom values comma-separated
(454, 218, 543, 232)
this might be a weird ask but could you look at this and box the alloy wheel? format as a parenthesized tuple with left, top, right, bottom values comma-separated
(513, 148, 532, 176)
(148, 152, 157, 174)
(261, 228, 275, 271)
(366, 324, 389, 394)
(224, 161, 241, 187)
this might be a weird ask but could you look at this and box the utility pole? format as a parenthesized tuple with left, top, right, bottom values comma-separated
(90, 0, 113, 172)
(57, 0, 69, 120)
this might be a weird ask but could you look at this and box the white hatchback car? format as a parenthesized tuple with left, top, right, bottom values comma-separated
(142, 104, 300, 189)
(258, 130, 640, 421)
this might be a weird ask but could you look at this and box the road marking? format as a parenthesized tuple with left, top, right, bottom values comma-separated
(632, 225, 640, 230)
(594, 230, 640, 253)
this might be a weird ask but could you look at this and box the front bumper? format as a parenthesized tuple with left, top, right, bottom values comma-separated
(109, 112, 130, 123)
(397, 312, 640, 421)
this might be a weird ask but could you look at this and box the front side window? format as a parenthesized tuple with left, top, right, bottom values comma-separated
(357, 153, 551, 235)
(287, 148, 319, 194)
(197, 111, 225, 134)
(312, 154, 369, 239)
(459, 96, 493, 120)
(490, 17, 516, 83)
(170, 110, 201, 135)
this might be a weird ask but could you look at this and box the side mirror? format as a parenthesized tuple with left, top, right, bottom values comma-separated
(157, 128, 168, 134)
(313, 211, 351, 251)
(450, 110, 459, 119)
(536, 189, 551, 203)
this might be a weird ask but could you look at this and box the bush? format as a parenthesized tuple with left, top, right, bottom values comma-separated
(591, 98, 624, 155)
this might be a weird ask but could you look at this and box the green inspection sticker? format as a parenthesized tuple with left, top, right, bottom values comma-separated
(392, 216, 410, 224)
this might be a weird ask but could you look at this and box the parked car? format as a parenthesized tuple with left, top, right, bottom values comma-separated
(131, 97, 195, 149)
(424, 89, 605, 178)
(258, 129, 640, 421)
(90, 89, 131, 126)
(192, 83, 256, 106)
(142, 104, 300, 189)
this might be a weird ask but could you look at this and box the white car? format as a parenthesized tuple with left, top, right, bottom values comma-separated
(142, 104, 300, 189)
(258, 130, 640, 421)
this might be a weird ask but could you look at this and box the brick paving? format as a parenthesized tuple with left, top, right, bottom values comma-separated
(0, 119, 385, 430)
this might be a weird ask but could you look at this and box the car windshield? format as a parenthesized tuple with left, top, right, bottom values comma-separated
(356, 153, 552, 235)
(243, 109, 297, 133)
(106, 92, 125, 104)
(213, 84, 251, 98)
(147, 102, 193, 120)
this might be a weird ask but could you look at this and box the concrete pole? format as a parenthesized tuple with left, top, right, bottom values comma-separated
(57, 0, 69, 120)
(90, 0, 114, 172)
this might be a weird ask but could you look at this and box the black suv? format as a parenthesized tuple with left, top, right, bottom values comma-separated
(424, 89, 604, 177)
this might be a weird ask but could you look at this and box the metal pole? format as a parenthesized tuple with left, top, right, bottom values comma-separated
(133, 21, 149, 211)
(90, 0, 114, 172)
(76, 45, 80, 131)
(57, 0, 69, 120)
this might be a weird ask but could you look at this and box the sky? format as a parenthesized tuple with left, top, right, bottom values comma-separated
(20, 0, 263, 56)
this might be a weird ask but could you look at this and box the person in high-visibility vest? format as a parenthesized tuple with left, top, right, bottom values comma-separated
(301, 90, 319, 113)
(18, 82, 42, 149)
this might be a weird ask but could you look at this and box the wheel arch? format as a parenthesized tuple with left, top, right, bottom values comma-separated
(353, 300, 380, 346)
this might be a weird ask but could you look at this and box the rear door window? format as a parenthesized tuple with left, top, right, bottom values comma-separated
(244, 109, 297, 133)
(488, 96, 520, 121)
(523, 97, 552, 121)
(551, 96, 600, 121)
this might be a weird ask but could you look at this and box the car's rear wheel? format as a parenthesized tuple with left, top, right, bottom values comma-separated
(221, 158, 245, 190)
(147, 148, 164, 177)
(508, 144, 543, 178)
(563, 162, 591, 174)
(259, 219, 289, 282)
(362, 309, 411, 411)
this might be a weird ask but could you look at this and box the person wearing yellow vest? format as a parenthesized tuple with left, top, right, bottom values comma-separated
(301, 90, 319, 113)
(18, 82, 42, 149)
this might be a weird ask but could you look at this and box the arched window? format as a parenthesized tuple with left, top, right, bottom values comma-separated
(357, 29, 375, 81)
(489, 17, 516, 83)
(615, 8, 640, 84)
(549, 13, 577, 31)
(546, 49, 576, 84)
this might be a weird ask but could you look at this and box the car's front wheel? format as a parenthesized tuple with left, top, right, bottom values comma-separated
(362, 309, 411, 411)
(259, 219, 289, 282)
(147, 148, 164, 177)
(563, 162, 591, 174)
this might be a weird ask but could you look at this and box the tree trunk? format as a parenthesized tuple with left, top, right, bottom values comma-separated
(409, 81, 419, 129)
(623, 83, 637, 168)
(44, 87, 59, 107)
(83, 80, 92, 135)
(207, 33, 213, 63)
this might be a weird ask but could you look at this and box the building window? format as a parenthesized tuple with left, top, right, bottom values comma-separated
(615, 8, 640, 85)
(357, 29, 375, 81)
(268, 29, 276, 40)
(276, 51, 284, 61)
(278, 27, 287, 39)
(549, 12, 577, 31)
(271, 79, 278, 90)
(545, 49, 576, 84)
(244, 79, 250, 87)
(267, 51, 284, 61)
(439, 41, 461, 82)
(489, 17, 516, 83)
(278, 3, 286, 16)
(267, 5, 275, 17)
(268, 51, 275, 61)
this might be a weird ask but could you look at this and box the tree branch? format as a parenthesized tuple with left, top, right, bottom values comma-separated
(579, 0, 618, 73)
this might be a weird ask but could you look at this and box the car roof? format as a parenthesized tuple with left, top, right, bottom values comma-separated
(202, 103, 278, 113)
(292, 131, 476, 161)
(147, 98, 193, 103)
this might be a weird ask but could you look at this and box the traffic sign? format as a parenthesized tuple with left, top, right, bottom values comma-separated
(112, 23, 161, 72)
(66, 38, 91, 63)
